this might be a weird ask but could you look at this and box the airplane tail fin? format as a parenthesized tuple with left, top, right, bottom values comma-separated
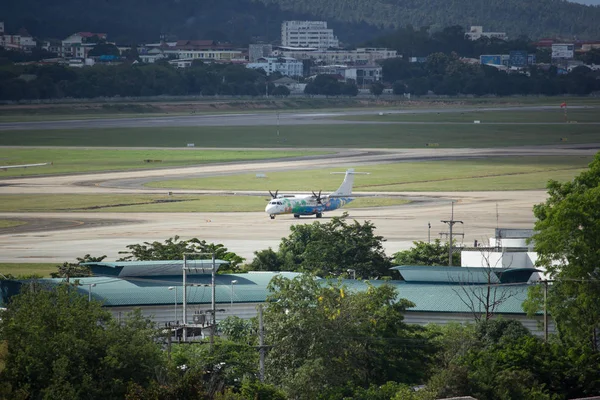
(330, 169, 361, 197)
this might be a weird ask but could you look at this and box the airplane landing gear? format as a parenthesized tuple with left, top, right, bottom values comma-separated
(293, 214, 300, 219)
(270, 215, 275, 220)
(316, 213, 323, 218)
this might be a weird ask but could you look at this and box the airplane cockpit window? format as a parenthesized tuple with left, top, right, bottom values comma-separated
(277, 202, 283, 205)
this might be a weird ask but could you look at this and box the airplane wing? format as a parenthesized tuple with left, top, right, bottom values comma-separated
(0, 162, 51, 171)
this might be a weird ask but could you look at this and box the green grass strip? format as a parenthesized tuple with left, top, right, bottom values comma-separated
(1, 123, 598, 148)
(0, 148, 329, 177)
(146, 156, 593, 192)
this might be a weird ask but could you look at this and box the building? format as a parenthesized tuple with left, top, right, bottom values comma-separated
(249, 43, 273, 62)
(274, 47, 397, 66)
(0, 260, 553, 340)
(61, 32, 107, 58)
(0, 24, 37, 51)
(139, 40, 245, 63)
(465, 26, 507, 41)
(311, 64, 383, 84)
(247, 57, 303, 77)
(281, 21, 339, 49)
(552, 43, 575, 60)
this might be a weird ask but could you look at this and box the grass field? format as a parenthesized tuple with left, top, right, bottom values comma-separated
(1, 122, 598, 148)
(146, 156, 593, 192)
(0, 219, 27, 228)
(0, 148, 329, 177)
(337, 108, 600, 124)
(0, 194, 410, 213)
(0, 263, 57, 278)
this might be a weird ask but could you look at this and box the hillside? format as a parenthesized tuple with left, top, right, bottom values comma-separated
(256, 0, 600, 40)
(1, 0, 599, 45)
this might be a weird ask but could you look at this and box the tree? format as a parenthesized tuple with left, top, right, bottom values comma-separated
(530, 152, 600, 350)
(263, 274, 434, 398)
(341, 81, 359, 96)
(50, 254, 105, 280)
(0, 284, 163, 399)
(249, 213, 393, 278)
(88, 42, 121, 57)
(271, 85, 290, 97)
(118, 236, 245, 271)
(370, 81, 384, 96)
(393, 239, 459, 266)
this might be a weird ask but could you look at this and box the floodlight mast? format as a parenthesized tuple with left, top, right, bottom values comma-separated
(441, 201, 463, 266)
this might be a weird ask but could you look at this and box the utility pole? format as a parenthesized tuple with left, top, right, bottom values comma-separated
(183, 254, 188, 342)
(210, 252, 216, 349)
(441, 201, 463, 266)
(258, 304, 265, 382)
(543, 280, 548, 342)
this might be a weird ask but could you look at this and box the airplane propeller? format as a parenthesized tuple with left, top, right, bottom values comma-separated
(269, 190, 279, 199)
(312, 190, 324, 204)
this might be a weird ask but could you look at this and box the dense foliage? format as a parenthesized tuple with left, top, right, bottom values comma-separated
(393, 239, 460, 266)
(381, 53, 600, 96)
(117, 235, 245, 272)
(0, 284, 164, 399)
(264, 274, 435, 399)
(249, 213, 394, 278)
(529, 153, 600, 350)
(0, 62, 292, 100)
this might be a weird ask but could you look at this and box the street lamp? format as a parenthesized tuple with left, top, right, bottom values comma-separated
(168, 286, 178, 323)
(87, 283, 96, 302)
(347, 269, 356, 280)
(230, 280, 238, 310)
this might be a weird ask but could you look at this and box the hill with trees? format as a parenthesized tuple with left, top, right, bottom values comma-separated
(1, 0, 600, 46)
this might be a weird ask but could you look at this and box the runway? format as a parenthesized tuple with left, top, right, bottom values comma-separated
(0, 105, 574, 131)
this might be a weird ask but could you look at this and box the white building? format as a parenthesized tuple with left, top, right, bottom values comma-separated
(465, 26, 507, 41)
(460, 228, 547, 280)
(0, 24, 37, 51)
(61, 32, 107, 58)
(281, 21, 339, 49)
(274, 47, 397, 66)
(247, 57, 303, 77)
(312, 64, 383, 84)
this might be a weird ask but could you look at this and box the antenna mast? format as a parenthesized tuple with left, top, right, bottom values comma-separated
(441, 201, 463, 266)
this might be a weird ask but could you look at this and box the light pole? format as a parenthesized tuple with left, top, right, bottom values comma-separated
(230, 280, 238, 310)
(168, 286, 178, 323)
(347, 269, 356, 280)
(87, 283, 96, 302)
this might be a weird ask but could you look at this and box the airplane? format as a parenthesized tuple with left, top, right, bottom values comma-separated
(264, 168, 366, 219)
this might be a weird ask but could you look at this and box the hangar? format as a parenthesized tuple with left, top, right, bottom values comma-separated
(0, 260, 552, 338)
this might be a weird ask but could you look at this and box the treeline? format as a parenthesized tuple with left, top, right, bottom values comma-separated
(0, 62, 293, 100)
(381, 53, 600, 96)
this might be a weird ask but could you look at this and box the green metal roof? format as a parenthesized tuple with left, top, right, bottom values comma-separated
(81, 260, 230, 277)
(1, 272, 531, 315)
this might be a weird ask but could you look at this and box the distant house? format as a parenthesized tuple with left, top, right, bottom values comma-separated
(61, 32, 107, 58)
(465, 26, 507, 41)
(247, 57, 303, 77)
(0, 23, 37, 51)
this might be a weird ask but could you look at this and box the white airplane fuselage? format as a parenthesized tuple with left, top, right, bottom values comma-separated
(265, 168, 358, 219)
(265, 196, 354, 217)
